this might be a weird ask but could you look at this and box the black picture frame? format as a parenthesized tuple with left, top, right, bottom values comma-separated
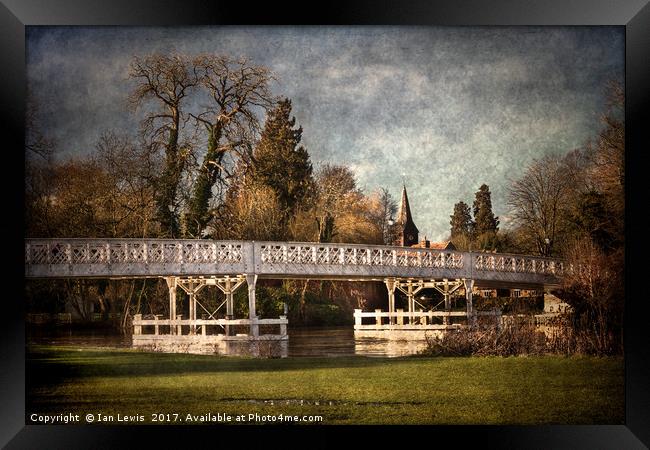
(3, 1, 649, 448)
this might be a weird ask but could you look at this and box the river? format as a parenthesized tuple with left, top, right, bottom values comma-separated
(28, 326, 429, 358)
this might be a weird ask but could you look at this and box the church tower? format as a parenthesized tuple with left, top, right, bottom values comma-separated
(396, 184, 419, 247)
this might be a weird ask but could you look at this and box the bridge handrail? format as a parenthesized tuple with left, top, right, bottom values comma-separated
(25, 238, 247, 265)
(473, 253, 565, 276)
(24, 238, 565, 281)
(255, 240, 463, 269)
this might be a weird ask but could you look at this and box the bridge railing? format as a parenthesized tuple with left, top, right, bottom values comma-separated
(24, 238, 565, 284)
(474, 253, 565, 276)
(25, 239, 246, 266)
(353, 308, 503, 330)
(257, 241, 463, 268)
(132, 314, 288, 337)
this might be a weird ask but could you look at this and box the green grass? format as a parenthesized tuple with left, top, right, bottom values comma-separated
(26, 345, 624, 425)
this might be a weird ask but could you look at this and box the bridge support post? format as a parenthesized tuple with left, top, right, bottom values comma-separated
(133, 314, 142, 335)
(395, 279, 425, 326)
(406, 281, 414, 324)
(214, 276, 245, 336)
(166, 277, 177, 335)
(430, 279, 462, 326)
(225, 279, 234, 336)
(385, 278, 397, 325)
(188, 285, 196, 335)
(246, 274, 259, 337)
(177, 279, 207, 335)
(443, 279, 451, 325)
(464, 279, 475, 326)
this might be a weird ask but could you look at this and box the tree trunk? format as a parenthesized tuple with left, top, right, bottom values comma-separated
(299, 280, 309, 323)
(120, 280, 137, 333)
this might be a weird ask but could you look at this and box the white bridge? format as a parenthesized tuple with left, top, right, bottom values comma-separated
(24, 239, 565, 353)
(25, 239, 563, 288)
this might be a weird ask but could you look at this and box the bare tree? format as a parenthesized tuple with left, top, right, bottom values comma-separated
(558, 237, 622, 354)
(25, 100, 57, 162)
(129, 53, 198, 237)
(25, 100, 59, 236)
(366, 187, 399, 245)
(312, 164, 356, 242)
(94, 131, 159, 237)
(26, 131, 159, 240)
(226, 184, 286, 241)
(184, 55, 275, 238)
(589, 81, 625, 243)
(507, 155, 574, 256)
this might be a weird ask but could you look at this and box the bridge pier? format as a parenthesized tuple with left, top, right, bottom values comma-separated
(246, 274, 259, 337)
(130, 275, 286, 354)
(464, 279, 475, 326)
(165, 277, 177, 335)
(166, 276, 252, 337)
(385, 278, 397, 325)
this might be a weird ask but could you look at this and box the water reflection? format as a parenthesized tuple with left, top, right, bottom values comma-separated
(288, 327, 355, 357)
(28, 326, 429, 358)
(27, 326, 131, 348)
(290, 327, 429, 357)
(354, 338, 429, 357)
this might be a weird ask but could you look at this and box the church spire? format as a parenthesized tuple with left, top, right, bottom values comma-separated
(398, 184, 414, 225)
(397, 184, 419, 246)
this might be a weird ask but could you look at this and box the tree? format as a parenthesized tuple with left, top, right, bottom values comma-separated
(226, 184, 286, 241)
(472, 184, 500, 251)
(25, 100, 59, 237)
(26, 100, 57, 162)
(183, 55, 275, 238)
(508, 156, 573, 256)
(310, 164, 371, 243)
(473, 184, 499, 235)
(567, 190, 616, 251)
(556, 237, 622, 354)
(589, 81, 624, 247)
(374, 188, 399, 245)
(129, 53, 198, 238)
(26, 133, 159, 239)
(450, 201, 473, 240)
(94, 132, 159, 237)
(251, 98, 314, 230)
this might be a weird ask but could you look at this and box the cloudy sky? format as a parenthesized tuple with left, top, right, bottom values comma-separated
(26, 26, 624, 241)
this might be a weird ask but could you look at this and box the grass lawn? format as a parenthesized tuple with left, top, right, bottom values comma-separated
(26, 345, 624, 425)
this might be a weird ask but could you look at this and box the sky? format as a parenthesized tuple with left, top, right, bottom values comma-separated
(26, 26, 624, 241)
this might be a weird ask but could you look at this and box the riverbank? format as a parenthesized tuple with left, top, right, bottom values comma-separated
(26, 345, 623, 425)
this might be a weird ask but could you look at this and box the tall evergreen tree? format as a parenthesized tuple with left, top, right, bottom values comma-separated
(473, 184, 499, 235)
(450, 201, 473, 239)
(252, 98, 314, 229)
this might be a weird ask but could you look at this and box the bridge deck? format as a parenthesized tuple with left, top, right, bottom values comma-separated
(25, 239, 564, 288)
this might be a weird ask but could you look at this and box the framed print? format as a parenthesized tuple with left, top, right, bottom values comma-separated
(3, 0, 650, 448)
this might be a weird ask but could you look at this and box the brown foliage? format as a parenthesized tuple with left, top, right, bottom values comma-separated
(423, 317, 547, 357)
(422, 312, 618, 357)
(25, 133, 158, 238)
(556, 237, 623, 354)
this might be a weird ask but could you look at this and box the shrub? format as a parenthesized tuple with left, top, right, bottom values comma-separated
(422, 316, 547, 357)
(420, 312, 621, 357)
